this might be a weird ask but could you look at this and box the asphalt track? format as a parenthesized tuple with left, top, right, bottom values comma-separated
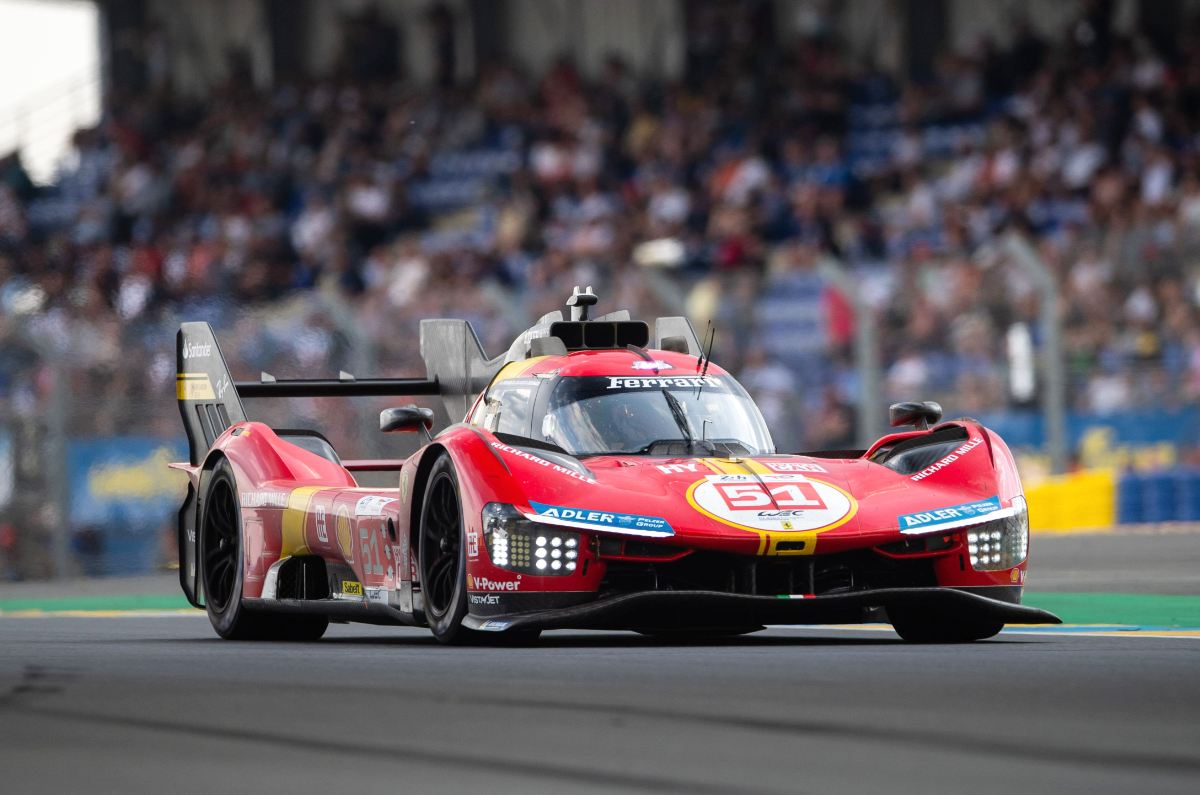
(1030, 528, 1200, 594)
(0, 617, 1196, 794)
(1, 529, 1198, 795)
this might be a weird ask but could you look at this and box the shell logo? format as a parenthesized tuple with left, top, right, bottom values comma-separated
(336, 505, 354, 563)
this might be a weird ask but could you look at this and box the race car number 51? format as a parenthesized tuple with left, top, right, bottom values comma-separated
(717, 482, 826, 511)
(688, 473, 855, 532)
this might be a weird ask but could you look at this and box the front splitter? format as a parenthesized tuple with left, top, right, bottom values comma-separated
(461, 587, 1061, 632)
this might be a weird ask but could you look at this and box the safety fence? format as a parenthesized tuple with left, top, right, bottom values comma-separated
(0, 289, 434, 581)
(1025, 467, 1200, 531)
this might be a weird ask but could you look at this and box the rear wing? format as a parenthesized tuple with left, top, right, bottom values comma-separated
(177, 322, 250, 466)
(175, 321, 439, 608)
(175, 321, 504, 468)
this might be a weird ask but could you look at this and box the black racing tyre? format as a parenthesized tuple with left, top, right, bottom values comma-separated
(200, 458, 328, 641)
(418, 452, 473, 644)
(889, 607, 1003, 643)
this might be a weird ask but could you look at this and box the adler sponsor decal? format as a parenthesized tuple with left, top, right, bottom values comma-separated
(468, 575, 521, 591)
(528, 500, 674, 537)
(490, 442, 597, 484)
(240, 492, 289, 508)
(898, 496, 1004, 534)
(910, 436, 985, 481)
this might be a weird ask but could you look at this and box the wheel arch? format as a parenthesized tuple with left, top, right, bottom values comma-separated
(181, 449, 233, 608)
(408, 443, 449, 587)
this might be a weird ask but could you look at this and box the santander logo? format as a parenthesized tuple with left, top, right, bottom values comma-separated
(182, 341, 212, 360)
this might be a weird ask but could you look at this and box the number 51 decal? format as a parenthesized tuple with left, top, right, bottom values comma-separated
(717, 482, 827, 511)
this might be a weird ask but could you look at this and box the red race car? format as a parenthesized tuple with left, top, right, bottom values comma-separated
(172, 287, 1059, 643)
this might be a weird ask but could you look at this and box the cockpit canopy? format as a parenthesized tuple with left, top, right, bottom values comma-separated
(543, 374, 774, 457)
(473, 367, 775, 458)
(469, 286, 773, 457)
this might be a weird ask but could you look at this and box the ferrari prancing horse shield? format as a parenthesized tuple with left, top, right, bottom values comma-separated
(688, 473, 856, 533)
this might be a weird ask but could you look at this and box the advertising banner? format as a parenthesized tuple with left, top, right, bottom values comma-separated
(68, 438, 188, 574)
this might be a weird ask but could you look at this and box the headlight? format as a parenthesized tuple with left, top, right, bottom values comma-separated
(482, 503, 580, 576)
(968, 496, 1028, 572)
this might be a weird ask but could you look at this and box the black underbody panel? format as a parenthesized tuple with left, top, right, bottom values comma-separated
(460, 587, 1059, 632)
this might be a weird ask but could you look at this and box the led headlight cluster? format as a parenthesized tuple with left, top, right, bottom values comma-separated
(967, 497, 1029, 571)
(482, 503, 580, 576)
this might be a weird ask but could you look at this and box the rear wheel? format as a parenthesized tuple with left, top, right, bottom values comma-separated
(200, 458, 327, 641)
(889, 607, 1003, 643)
(419, 453, 473, 644)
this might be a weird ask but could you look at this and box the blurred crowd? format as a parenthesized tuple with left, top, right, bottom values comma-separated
(3, 2, 1200, 503)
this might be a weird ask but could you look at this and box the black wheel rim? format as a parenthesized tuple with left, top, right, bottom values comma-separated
(421, 471, 461, 618)
(203, 477, 239, 613)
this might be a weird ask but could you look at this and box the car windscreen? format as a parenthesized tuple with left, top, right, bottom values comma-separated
(472, 378, 540, 437)
(539, 375, 774, 456)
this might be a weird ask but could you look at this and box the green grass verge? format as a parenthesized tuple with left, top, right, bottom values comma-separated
(0, 594, 194, 613)
(1021, 593, 1200, 627)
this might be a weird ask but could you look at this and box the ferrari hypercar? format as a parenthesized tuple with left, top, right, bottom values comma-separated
(171, 287, 1059, 643)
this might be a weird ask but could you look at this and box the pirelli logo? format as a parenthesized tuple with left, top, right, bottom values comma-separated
(341, 581, 363, 596)
(177, 373, 215, 400)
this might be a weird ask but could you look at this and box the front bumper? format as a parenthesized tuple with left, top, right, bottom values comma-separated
(461, 587, 1061, 633)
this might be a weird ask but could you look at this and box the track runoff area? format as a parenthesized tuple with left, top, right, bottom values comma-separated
(3, 525, 1198, 636)
(0, 528, 1197, 795)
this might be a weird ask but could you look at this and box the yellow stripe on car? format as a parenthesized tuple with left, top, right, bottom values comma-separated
(176, 373, 215, 400)
(281, 487, 323, 557)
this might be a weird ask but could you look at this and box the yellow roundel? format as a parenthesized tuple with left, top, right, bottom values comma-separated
(1010, 568, 1021, 583)
(685, 473, 858, 534)
(336, 505, 354, 563)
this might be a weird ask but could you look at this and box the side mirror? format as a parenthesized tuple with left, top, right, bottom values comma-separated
(889, 401, 942, 430)
(380, 405, 435, 435)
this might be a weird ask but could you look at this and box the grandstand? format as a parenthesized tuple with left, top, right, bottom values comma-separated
(4, 0, 1200, 578)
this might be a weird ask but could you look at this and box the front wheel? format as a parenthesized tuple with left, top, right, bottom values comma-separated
(418, 452, 473, 644)
(889, 607, 1003, 643)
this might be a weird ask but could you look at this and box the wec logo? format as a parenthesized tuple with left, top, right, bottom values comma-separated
(181, 341, 212, 359)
